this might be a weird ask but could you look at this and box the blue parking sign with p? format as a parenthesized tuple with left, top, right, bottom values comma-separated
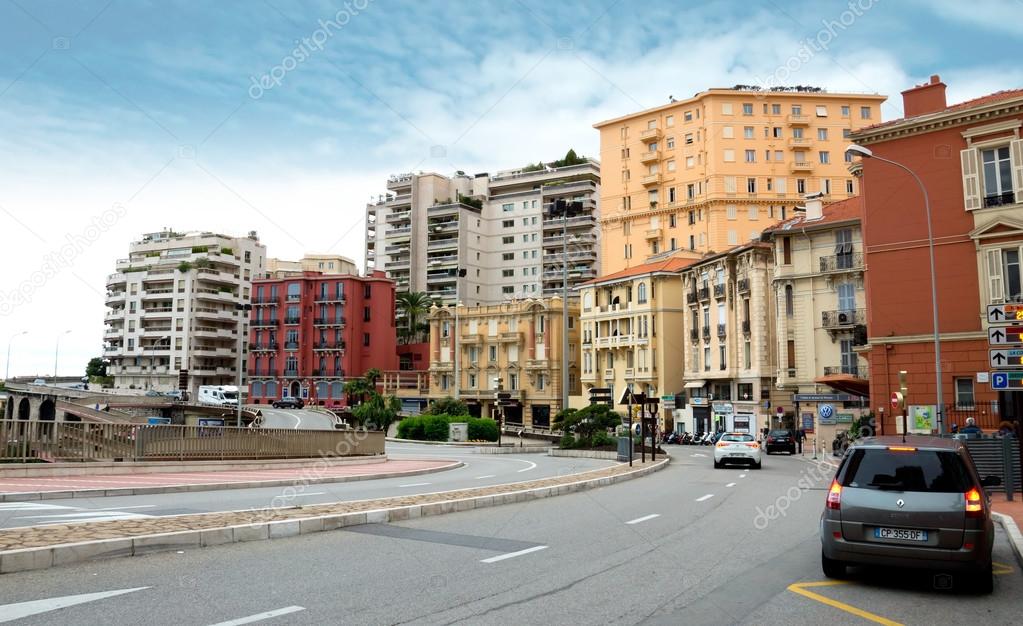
(992, 372, 1009, 389)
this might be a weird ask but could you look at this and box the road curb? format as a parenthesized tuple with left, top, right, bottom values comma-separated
(0, 461, 464, 502)
(993, 512, 1023, 568)
(0, 457, 669, 574)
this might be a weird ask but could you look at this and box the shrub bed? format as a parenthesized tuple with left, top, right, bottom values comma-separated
(396, 414, 499, 442)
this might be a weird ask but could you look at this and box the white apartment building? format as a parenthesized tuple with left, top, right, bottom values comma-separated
(761, 194, 870, 442)
(365, 159, 600, 304)
(103, 230, 266, 396)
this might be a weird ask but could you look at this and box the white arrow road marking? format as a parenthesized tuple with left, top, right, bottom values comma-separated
(625, 514, 660, 525)
(480, 545, 548, 563)
(0, 587, 149, 623)
(207, 606, 306, 626)
(0, 503, 75, 511)
(695, 494, 715, 502)
(726, 482, 736, 487)
(515, 460, 538, 473)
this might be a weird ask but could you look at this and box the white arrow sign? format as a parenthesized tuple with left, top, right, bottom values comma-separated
(988, 303, 1023, 324)
(0, 587, 149, 622)
(990, 348, 1023, 368)
(989, 326, 1023, 345)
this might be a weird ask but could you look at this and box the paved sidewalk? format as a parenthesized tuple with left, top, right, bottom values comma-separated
(0, 459, 455, 497)
(0, 458, 662, 552)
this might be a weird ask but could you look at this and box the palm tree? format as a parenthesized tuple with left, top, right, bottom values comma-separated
(396, 291, 431, 344)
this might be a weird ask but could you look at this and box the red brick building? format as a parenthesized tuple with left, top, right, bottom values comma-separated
(247, 268, 398, 406)
(852, 76, 1023, 433)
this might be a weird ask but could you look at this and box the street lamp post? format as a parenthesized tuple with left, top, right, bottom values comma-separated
(453, 268, 466, 400)
(235, 303, 253, 427)
(5, 331, 28, 381)
(53, 330, 71, 381)
(846, 144, 943, 434)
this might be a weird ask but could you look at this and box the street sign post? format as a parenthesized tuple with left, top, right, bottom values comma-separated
(988, 326, 1023, 345)
(987, 303, 1023, 324)
(991, 371, 1023, 390)
(989, 348, 1023, 369)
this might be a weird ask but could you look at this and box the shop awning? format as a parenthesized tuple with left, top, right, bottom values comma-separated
(684, 380, 706, 389)
(813, 373, 869, 398)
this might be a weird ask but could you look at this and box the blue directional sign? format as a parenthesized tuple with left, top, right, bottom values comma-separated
(991, 371, 1023, 390)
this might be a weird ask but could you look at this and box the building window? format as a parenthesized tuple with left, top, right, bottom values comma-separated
(666, 136, 675, 149)
(981, 146, 1014, 207)
(726, 205, 737, 220)
(489, 345, 497, 362)
(502, 252, 514, 261)
(815, 105, 828, 117)
(860, 106, 872, 119)
(841, 105, 850, 117)
(840, 339, 856, 374)
(724, 177, 736, 193)
(502, 236, 514, 245)
(823, 179, 831, 195)
(502, 219, 514, 228)
(819, 151, 830, 164)
(286, 283, 301, 300)
(364, 284, 372, 298)
(745, 149, 756, 163)
(502, 269, 514, 278)
(817, 128, 828, 140)
(743, 126, 754, 139)
(772, 104, 781, 114)
(846, 179, 855, 194)
(835, 228, 854, 268)
(747, 177, 756, 193)
(704, 346, 711, 371)
(719, 344, 726, 370)
(637, 282, 648, 304)
(742, 103, 753, 115)
(786, 340, 796, 373)
(792, 127, 804, 139)
(987, 246, 1023, 303)
(784, 285, 794, 316)
(796, 179, 806, 194)
(955, 378, 975, 409)
(363, 306, 371, 321)
(502, 286, 515, 294)
(502, 203, 514, 212)
(748, 205, 757, 220)
(723, 149, 735, 162)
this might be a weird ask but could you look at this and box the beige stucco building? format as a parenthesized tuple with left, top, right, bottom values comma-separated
(677, 242, 777, 435)
(593, 87, 886, 274)
(760, 194, 870, 446)
(426, 297, 579, 430)
(577, 258, 692, 431)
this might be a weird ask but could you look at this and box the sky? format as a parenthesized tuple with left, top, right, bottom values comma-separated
(1, 0, 1021, 378)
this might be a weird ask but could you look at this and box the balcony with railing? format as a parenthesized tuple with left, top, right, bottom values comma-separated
(821, 308, 865, 329)
(984, 191, 1017, 208)
(713, 283, 726, 298)
(251, 342, 279, 352)
(690, 328, 699, 343)
(819, 252, 864, 273)
(742, 320, 751, 334)
(283, 369, 299, 378)
(717, 323, 726, 338)
(283, 341, 299, 350)
(698, 286, 710, 301)
(314, 293, 346, 304)
(639, 127, 662, 140)
(702, 326, 711, 340)
(314, 317, 346, 327)
(251, 317, 279, 327)
(314, 341, 345, 351)
(284, 316, 301, 325)
(641, 173, 662, 186)
(786, 113, 809, 125)
(250, 369, 280, 377)
(639, 149, 661, 164)
(737, 277, 750, 293)
(823, 365, 869, 378)
(787, 137, 812, 148)
(789, 161, 814, 173)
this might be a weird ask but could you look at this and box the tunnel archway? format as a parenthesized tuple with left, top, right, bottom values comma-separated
(39, 399, 56, 421)
(17, 398, 30, 420)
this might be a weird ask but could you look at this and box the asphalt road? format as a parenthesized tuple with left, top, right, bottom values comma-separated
(256, 408, 336, 430)
(0, 443, 612, 529)
(1, 448, 1020, 625)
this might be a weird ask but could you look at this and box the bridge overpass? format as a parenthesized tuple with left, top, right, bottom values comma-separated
(3, 383, 260, 425)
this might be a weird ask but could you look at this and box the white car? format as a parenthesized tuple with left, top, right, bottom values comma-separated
(713, 432, 762, 469)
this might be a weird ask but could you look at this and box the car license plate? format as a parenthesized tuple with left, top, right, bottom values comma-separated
(874, 527, 928, 542)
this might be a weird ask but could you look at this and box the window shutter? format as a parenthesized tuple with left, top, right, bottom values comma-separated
(1011, 139, 1023, 205)
(960, 148, 982, 210)
(987, 248, 1005, 304)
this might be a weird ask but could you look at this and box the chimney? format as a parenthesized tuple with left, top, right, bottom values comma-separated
(901, 74, 947, 118)
(803, 192, 824, 221)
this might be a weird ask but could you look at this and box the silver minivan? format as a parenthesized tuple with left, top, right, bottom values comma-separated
(820, 436, 1000, 593)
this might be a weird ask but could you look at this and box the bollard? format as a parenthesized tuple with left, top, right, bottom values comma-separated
(1003, 435, 1016, 502)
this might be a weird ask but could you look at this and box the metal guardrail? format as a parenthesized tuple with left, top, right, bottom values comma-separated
(0, 420, 384, 462)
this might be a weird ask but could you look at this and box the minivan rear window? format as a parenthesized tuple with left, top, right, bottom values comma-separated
(721, 434, 754, 442)
(839, 449, 972, 493)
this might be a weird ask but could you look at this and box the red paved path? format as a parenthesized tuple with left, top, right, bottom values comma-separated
(0, 459, 456, 494)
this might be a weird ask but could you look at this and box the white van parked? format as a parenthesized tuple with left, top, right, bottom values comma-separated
(198, 385, 239, 406)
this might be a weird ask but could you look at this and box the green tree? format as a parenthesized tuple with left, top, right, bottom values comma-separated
(423, 396, 469, 416)
(352, 393, 402, 432)
(343, 378, 372, 406)
(554, 404, 621, 443)
(396, 291, 431, 344)
(85, 357, 107, 378)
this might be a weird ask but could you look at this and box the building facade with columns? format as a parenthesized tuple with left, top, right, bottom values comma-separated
(678, 242, 777, 435)
(426, 297, 579, 429)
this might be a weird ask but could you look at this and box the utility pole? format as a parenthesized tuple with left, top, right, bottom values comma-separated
(53, 330, 71, 380)
(235, 303, 252, 427)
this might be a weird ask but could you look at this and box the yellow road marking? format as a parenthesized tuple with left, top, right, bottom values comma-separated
(787, 581, 903, 626)
(993, 561, 1014, 575)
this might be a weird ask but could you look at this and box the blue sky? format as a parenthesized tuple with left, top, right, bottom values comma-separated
(2, 0, 1021, 376)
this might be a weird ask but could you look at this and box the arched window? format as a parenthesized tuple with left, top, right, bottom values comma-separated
(784, 285, 794, 317)
(637, 282, 648, 304)
(265, 381, 278, 398)
(250, 381, 264, 398)
(583, 292, 593, 310)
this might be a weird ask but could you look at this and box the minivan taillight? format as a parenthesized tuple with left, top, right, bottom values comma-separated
(965, 487, 983, 518)
(826, 479, 842, 510)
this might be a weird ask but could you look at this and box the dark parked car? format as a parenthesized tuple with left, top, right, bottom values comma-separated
(272, 397, 305, 409)
(765, 429, 796, 454)
(820, 436, 1000, 593)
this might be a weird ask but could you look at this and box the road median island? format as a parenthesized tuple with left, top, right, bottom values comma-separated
(0, 455, 669, 574)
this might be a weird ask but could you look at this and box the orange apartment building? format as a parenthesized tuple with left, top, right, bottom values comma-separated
(851, 76, 1023, 434)
(593, 87, 886, 274)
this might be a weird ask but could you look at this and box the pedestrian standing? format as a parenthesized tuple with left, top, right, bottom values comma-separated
(796, 428, 805, 454)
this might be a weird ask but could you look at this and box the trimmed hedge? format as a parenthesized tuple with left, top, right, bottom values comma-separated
(396, 414, 499, 442)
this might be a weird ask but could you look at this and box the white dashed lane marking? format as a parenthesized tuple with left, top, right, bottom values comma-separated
(696, 494, 715, 502)
(625, 514, 660, 525)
